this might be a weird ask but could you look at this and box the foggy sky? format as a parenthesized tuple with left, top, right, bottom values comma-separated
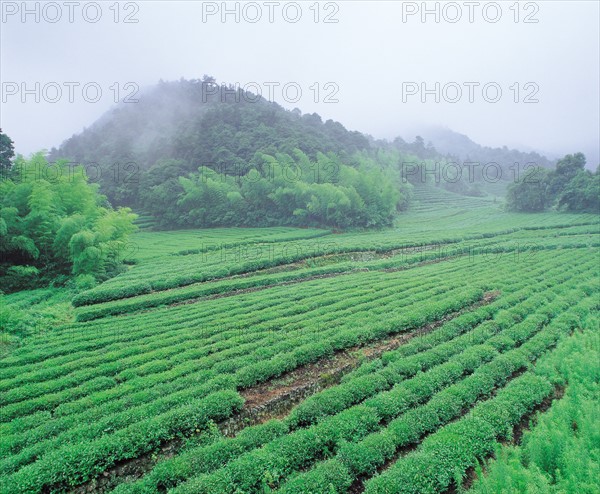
(1, 1, 599, 166)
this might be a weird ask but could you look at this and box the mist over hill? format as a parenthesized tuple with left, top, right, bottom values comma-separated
(49, 77, 370, 201)
(47, 78, 564, 227)
(402, 126, 555, 169)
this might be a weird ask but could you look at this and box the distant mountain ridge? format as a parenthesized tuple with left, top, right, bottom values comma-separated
(395, 125, 555, 169)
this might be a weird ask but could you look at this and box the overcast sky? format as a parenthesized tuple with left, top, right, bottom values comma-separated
(1, 0, 599, 165)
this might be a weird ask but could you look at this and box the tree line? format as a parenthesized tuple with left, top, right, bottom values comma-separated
(506, 153, 599, 212)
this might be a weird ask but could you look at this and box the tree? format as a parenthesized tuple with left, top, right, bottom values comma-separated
(506, 167, 551, 212)
(0, 153, 137, 291)
(506, 152, 597, 213)
(0, 129, 15, 173)
(558, 169, 600, 212)
(549, 152, 586, 195)
(556, 152, 586, 178)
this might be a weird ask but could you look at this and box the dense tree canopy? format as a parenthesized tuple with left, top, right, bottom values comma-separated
(558, 168, 600, 212)
(0, 153, 137, 292)
(506, 153, 599, 212)
(48, 79, 423, 228)
(141, 149, 411, 228)
(506, 168, 552, 212)
(49, 79, 371, 207)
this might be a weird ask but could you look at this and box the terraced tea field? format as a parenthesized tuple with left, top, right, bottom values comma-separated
(1, 190, 598, 493)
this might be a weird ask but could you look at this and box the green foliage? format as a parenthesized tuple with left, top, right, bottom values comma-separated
(1, 390, 243, 494)
(362, 297, 598, 494)
(0, 205, 598, 494)
(558, 169, 600, 212)
(112, 420, 288, 494)
(49, 79, 372, 207)
(0, 294, 26, 337)
(507, 152, 599, 212)
(552, 152, 587, 188)
(138, 149, 409, 228)
(0, 129, 15, 172)
(47, 80, 420, 227)
(469, 329, 600, 494)
(67, 207, 599, 311)
(0, 153, 137, 290)
(0, 287, 76, 353)
(274, 284, 594, 494)
(1, 266, 40, 292)
(73, 274, 97, 292)
(506, 167, 552, 212)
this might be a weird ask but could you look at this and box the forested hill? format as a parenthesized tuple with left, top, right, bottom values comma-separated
(49, 77, 372, 206)
(49, 78, 417, 229)
(48, 77, 564, 229)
